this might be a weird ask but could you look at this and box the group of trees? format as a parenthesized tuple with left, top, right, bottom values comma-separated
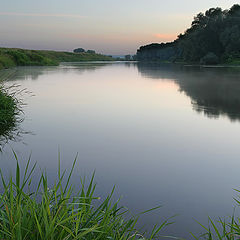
(73, 48, 96, 54)
(137, 4, 240, 64)
(124, 55, 137, 61)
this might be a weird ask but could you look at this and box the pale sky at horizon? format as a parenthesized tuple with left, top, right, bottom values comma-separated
(0, 0, 238, 55)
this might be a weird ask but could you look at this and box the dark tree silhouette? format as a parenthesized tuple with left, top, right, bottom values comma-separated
(137, 4, 240, 64)
(73, 48, 85, 53)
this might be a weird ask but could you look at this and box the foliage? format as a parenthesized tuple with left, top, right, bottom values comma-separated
(0, 154, 171, 240)
(0, 49, 58, 69)
(200, 52, 219, 65)
(73, 48, 86, 53)
(137, 4, 240, 64)
(0, 85, 17, 136)
(137, 43, 179, 62)
(0, 48, 114, 70)
(0, 70, 26, 149)
(86, 50, 95, 54)
(125, 55, 132, 61)
(191, 189, 240, 239)
(0, 55, 15, 69)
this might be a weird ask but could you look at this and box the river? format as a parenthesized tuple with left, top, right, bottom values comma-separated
(1, 62, 240, 239)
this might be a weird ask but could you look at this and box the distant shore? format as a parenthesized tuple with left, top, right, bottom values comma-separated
(0, 47, 114, 70)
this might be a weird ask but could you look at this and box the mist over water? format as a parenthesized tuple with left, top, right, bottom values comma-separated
(1, 62, 240, 239)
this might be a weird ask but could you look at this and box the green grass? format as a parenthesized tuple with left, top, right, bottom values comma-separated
(0, 48, 114, 70)
(191, 216, 237, 240)
(0, 154, 171, 240)
(226, 59, 240, 66)
(190, 190, 240, 240)
(0, 84, 19, 137)
(0, 70, 24, 149)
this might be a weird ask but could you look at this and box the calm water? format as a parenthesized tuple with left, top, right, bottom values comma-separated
(1, 62, 240, 239)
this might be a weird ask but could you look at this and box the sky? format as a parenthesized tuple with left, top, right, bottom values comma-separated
(0, 0, 238, 55)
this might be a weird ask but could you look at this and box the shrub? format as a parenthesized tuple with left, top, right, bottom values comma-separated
(200, 52, 219, 65)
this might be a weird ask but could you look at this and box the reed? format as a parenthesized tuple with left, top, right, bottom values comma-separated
(192, 192, 240, 240)
(0, 84, 18, 136)
(0, 153, 170, 240)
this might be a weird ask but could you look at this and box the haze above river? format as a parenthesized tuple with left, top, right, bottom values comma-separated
(1, 62, 240, 239)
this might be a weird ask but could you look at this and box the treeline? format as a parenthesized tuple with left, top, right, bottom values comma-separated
(0, 48, 114, 70)
(137, 4, 240, 64)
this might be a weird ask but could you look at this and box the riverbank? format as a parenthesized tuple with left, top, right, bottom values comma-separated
(0, 47, 114, 70)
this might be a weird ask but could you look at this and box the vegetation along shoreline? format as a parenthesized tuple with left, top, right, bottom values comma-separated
(136, 4, 240, 65)
(0, 47, 114, 71)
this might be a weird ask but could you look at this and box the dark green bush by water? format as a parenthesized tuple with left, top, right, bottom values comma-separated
(0, 85, 18, 136)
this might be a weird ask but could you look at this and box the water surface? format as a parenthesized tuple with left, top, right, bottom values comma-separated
(1, 62, 240, 239)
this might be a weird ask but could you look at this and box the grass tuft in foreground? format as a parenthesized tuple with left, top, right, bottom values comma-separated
(0, 154, 171, 240)
(191, 190, 240, 240)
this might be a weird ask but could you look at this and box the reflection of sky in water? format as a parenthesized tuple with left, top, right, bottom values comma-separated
(1, 62, 240, 239)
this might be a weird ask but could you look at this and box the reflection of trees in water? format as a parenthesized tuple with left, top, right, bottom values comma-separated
(137, 62, 240, 121)
(179, 70, 240, 121)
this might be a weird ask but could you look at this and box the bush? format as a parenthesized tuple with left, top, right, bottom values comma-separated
(73, 48, 85, 53)
(0, 55, 15, 68)
(200, 52, 219, 65)
(0, 84, 18, 137)
(87, 50, 96, 54)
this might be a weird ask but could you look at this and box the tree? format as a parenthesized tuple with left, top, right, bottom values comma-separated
(125, 55, 132, 61)
(137, 4, 240, 63)
(200, 52, 219, 65)
(73, 48, 85, 53)
(87, 50, 95, 54)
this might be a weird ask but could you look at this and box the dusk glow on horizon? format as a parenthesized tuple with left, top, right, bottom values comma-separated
(0, 0, 238, 55)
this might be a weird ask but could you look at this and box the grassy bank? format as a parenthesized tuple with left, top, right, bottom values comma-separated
(0, 155, 169, 240)
(0, 48, 114, 70)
